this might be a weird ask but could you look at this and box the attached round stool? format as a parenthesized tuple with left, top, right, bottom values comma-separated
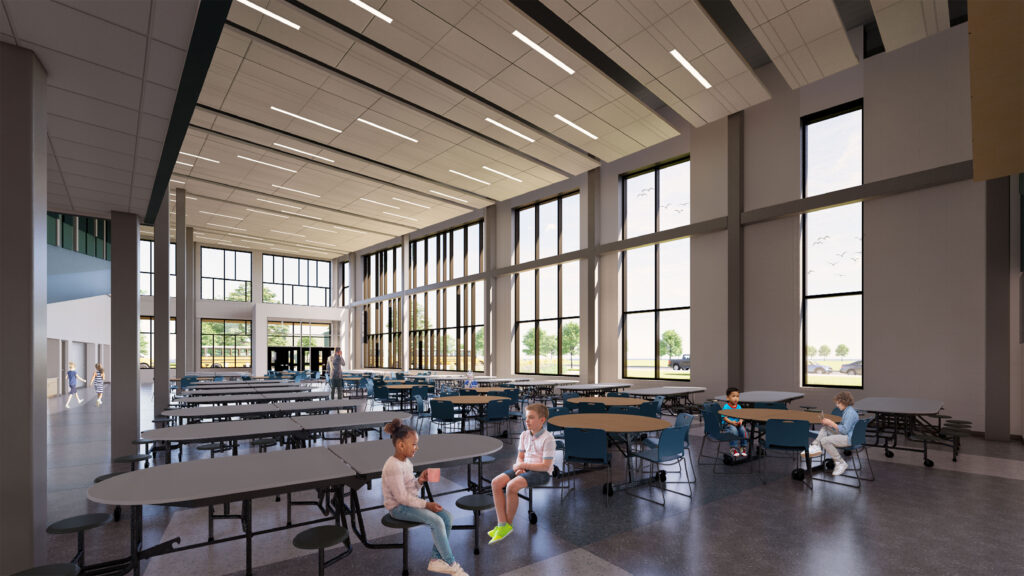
(196, 443, 225, 458)
(293, 525, 350, 576)
(46, 513, 111, 569)
(455, 493, 495, 554)
(10, 563, 80, 575)
(93, 471, 126, 521)
(381, 513, 424, 576)
(152, 416, 173, 428)
(113, 453, 150, 471)
(253, 438, 277, 453)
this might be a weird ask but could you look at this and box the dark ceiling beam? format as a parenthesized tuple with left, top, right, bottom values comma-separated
(144, 0, 231, 225)
(194, 103, 491, 207)
(225, 20, 575, 180)
(171, 172, 417, 233)
(697, 0, 771, 69)
(279, 0, 602, 163)
(509, 0, 691, 134)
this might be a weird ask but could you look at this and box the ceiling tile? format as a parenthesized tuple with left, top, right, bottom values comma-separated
(144, 39, 187, 90)
(59, 0, 152, 35)
(151, 0, 199, 50)
(23, 42, 144, 109)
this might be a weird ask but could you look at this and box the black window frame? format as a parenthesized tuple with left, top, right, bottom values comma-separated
(262, 253, 332, 307)
(200, 247, 252, 302)
(200, 318, 252, 369)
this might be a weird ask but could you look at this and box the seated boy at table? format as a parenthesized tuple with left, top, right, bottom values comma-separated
(813, 391, 859, 476)
(721, 387, 749, 458)
(488, 403, 556, 544)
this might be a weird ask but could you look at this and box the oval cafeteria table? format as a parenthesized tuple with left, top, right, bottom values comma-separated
(852, 396, 946, 466)
(164, 399, 361, 423)
(627, 385, 706, 413)
(440, 395, 506, 432)
(712, 390, 805, 405)
(178, 386, 310, 396)
(176, 391, 328, 406)
(566, 396, 645, 407)
(88, 434, 502, 576)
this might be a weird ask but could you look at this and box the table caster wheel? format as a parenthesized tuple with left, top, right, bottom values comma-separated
(824, 459, 835, 471)
(607, 484, 614, 496)
(658, 470, 667, 482)
(791, 469, 805, 481)
(723, 453, 732, 465)
(529, 512, 538, 525)
(924, 459, 934, 467)
(885, 450, 894, 458)
(601, 483, 608, 495)
(113, 505, 122, 522)
(552, 466, 560, 478)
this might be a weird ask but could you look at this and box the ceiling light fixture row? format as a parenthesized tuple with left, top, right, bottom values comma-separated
(481, 166, 522, 183)
(669, 49, 712, 90)
(449, 169, 490, 186)
(484, 117, 535, 143)
(179, 152, 220, 164)
(350, 0, 392, 24)
(356, 118, 418, 142)
(383, 211, 417, 222)
(512, 30, 574, 75)
(553, 114, 598, 140)
(273, 142, 335, 163)
(237, 155, 298, 173)
(237, 0, 301, 30)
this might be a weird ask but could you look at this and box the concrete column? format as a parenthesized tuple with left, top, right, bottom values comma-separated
(251, 250, 265, 376)
(175, 190, 188, 379)
(352, 252, 364, 369)
(186, 227, 196, 371)
(401, 235, 410, 371)
(986, 177, 1011, 440)
(0, 41, 48, 572)
(110, 211, 140, 459)
(154, 189, 170, 414)
(483, 205, 499, 375)
(580, 169, 600, 383)
(727, 113, 745, 390)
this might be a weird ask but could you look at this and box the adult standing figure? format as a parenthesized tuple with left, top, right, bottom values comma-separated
(327, 347, 346, 400)
(90, 363, 106, 406)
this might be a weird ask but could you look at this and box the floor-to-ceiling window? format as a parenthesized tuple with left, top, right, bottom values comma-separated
(139, 316, 176, 369)
(139, 240, 176, 297)
(200, 247, 251, 302)
(200, 319, 252, 368)
(363, 245, 402, 368)
(802, 101, 863, 388)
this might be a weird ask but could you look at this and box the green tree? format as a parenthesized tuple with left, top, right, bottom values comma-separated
(474, 328, 484, 353)
(806, 345, 817, 358)
(561, 321, 580, 369)
(226, 281, 257, 302)
(659, 329, 683, 358)
(835, 344, 849, 360)
(818, 344, 831, 359)
(521, 326, 552, 357)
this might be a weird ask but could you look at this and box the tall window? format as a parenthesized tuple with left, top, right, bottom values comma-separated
(340, 261, 351, 306)
(516, 193, 579, 264)
(410, 282, 484, 372)
(363, 245, 402, 299)
(621, 239, 690, 380)
(200, 319, 252, 368)
(364, 299, 401, 368)
(200, 247, 251, 301)
(623, 159, 690, 239)
(411, 221, 483, 287)
(268, 321, 332, 348)
(139, 240, 176, 297)
(802, 101, 863, 388)
(139, 316, 176, 368)
(515, 262, 580, 375)
(263, 254, 331, 306)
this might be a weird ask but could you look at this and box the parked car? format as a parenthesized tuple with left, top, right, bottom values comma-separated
(840, 360, 862, 375)
(669, 354, 691, 371)
(806, 361, 832, 374)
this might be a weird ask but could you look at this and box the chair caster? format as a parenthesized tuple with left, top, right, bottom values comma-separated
(885, 450, 894, 458)
(924, 459, 934, 467)
(552, 466, 560, 478)
(791, 469, 805, 481)
(601, 483, 614, 496)
(658, 470, 668, 482)
(824, 459, 835, 471)
(529, 512, 538, 525)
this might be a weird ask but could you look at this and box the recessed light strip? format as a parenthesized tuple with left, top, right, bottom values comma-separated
(179, 152, 220, 164)
(356, 118, 418, 143)
(512, 30, 574, 75)
(272, 184, 320, 198)
(669, 49, 711, 90)
(199, 210, 242, 220)
(553, 114, 598, 140)
(169, 179, 186, 184)
(334, 225, 367, 234)
(392, 197, 430, 209)
(350, 0, 393, 23)
(302, 225, 332, 233)
(484, 117, 535, 143)
(271, 229, 305, 237)
(428, 190, 469, 203)
(270, 106, 342, 133)
(237, 155, 298, 173)
(208, 223, 246, 231)
(306, 240, 336, 247)
(283, 210, 319, 220)
(273, 142, 335, 163)
(360, 198, 399, 209)
(175, 161, 193, 167)
(449, 170, 490, 185)
(246, 208, 289, 218)
(257, 198, 301, 210)
(237, 0, 301, 30)
(482, 166, 523, 183)
(383, 211, 417, 222)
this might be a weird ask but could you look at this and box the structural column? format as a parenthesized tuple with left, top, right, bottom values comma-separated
(985, 176, 1011, 440)
(580, 169, 600, 383)
(727, 113, 744, 390)
(110, 211, 140, 459)
(0, 42, 48, 573)
(154, 189, 170, 415)
(186, 227, 197, 372)
(175, 190, 188, 379)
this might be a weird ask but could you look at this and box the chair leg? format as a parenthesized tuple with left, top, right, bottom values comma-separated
(472, 510, 480, 555)
(401, 528, 410, 576)
(318, 547, 325, 576)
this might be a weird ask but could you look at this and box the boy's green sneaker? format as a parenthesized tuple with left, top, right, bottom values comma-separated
(487, 525, 501, 539)
(488, 524, 513, 544)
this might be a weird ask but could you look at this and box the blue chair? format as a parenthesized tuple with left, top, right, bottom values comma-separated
(576, 402, 606, 414)
(559, 392, 580, 408)
(653, 395, 666, 415)
(762, 419, 812, 489)
(753, 402, 786, 410)
(459, 388, 479, 396)
(608, 391, 629, 398)
(412, 395, 430, 423)
(212, 376, 224, 382)
(430, 400, 458, 433)
(645, 413, 695, 484)
(698, 402, 745, 474)
(636, 401, 659, 418)
(373, 383, 393, 410)
(816, 418, 874, 488)
(608, 405, 640, 415)
(630, 426, 692, 504)
(563, 428, 612, 498)
(482, 400, 512, 437)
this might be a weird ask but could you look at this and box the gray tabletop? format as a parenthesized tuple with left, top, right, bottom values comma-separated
(292, 411, 410, 434)
(628, 386, 706, 397)
(143, 411, 408, 443)
(179, 386, 310, 396)
(88, 447, 356, 506)
(163, 399, 360, 420)
(556, 383, 632, 392)
(330, 434, 503, 477)
(713, 391, 805, 403)
(177, 391, 328, 405)
(854, 397, 943, 415)
(509, 380, 577, 388)
(185, 380, 288, 388)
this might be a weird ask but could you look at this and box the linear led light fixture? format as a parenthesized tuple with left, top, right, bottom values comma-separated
(484, 117, 535, 143)
(273, 142, 335, 163)
(237, 0, 301, 30)
(246, 208, 289, 218)
(334, 225, 367, 234)
(669, 49, 711, 90)
(257, 198, 301, 210)
(187, 195, 198, 200)
(356, 118, 418, 142)
(270, 106, 341, 133)
(360, 198, 399, 209)
(383, 211, 417, 222)
(350, 0, 392, 23)
(169, 179, 186, 184)
(428, 189, 469, 203)
(272, 184, 320, 198)
(306, 240, 336, 247)
(302, 225, 332, 233)
(553, 114, 598, 140)
(284, 210, 319, 219)
(482, 166, 523, 183)
(392, 197, 430, 209)
(199, 210, 242, 220)
(237, 155, 298, 173)
(271, 229, 305, 237)
(179, 152, 220, 164)
(228, 232, 265, 241)
(449, 169, 490, 185)
(512, 30, 574, 75)
(208, 223, 246, 231)
(175, 160, 194, 167)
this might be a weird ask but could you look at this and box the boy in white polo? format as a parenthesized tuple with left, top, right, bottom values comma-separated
(488, 403, 556, 544)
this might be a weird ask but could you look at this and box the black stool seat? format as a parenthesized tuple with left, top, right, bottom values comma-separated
(113, 454, 149, 464)
(942, 428, 970, 436)
(93, 471, 126, 483)
(131, 438, 151, 445)
(292, 525, 349, 550)
(455, 494, 494, 511)
(11, 563, 80, 575)
(46, 513, 111, 535)
(381, 514, 422, 529)
(946, 419, 972, 426)
(196, 443, 223, 451)
(153, 416, 172, 423)
(253, 438, 276, 447)
(478, 455, 496, 464)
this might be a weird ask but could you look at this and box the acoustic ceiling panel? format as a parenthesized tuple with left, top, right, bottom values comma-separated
(869, 0, 949, 53)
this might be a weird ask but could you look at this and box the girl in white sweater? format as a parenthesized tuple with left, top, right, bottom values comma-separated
(381, 419, 468, 576)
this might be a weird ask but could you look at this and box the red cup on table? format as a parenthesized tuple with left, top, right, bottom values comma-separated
(426, 468, 441, 483)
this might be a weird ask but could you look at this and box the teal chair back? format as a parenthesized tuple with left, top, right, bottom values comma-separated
(564, 428, 609, 464)
(765, 419, 810, 450)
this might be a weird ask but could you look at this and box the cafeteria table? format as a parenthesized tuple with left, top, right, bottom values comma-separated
(178, 386, 311, 396)
(176, 391, 329, 406)
(566, 396, 645, 408)
(379, 383, 434, 411)
(712, 408, 833, 476)
(443, 395, 507, 432)
(712, 390, 805, 405)
(166, 399, 361, 424)
(854, 397, 946, 466)
(88, 434, 502, 575)
(627, 386, 707, 414)
(556, 383, 633, 397)
(509, 379, 577, 403)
